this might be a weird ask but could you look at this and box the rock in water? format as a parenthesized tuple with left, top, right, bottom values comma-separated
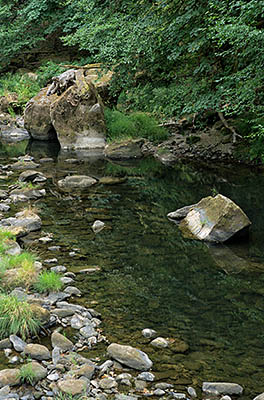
(175, 194, 251, 243)
(107, 343, 153, 371)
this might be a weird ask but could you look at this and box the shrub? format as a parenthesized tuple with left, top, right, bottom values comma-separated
(34, 271, 63, 293)
(105, 108, 168, 143)
(0, 295, 41, 339)
(18, 363, 37, 385)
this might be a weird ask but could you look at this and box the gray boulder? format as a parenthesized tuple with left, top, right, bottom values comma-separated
(170, 194, 251, 243)
(107, 343, 153, 371)
(202, 382, 243, 395)
(58, 175, 97, 189)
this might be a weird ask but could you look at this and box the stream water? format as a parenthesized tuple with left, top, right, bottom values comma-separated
(1, 139, 264, 399)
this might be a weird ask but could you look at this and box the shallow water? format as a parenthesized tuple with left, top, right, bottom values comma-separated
(2, 140, 264, 398)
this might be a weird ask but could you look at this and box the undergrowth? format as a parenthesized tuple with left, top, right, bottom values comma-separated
(34, 271, 63, 293)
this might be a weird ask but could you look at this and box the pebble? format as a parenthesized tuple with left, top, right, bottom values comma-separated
(51, 265, 67, 273)
(44, 258, 58, 264)
(142, 329, 157, 338)
(153, 389, 166, 396)
(187, 387, 197, 397)
(137, 372, 155, 382)
(150, 337, 169, 348)
(60, 277, 74, 284)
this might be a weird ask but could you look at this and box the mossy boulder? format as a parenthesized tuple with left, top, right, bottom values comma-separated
(177, 194, 251, 242)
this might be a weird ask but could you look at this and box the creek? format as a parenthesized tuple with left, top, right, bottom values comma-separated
(1, 139, 264, 399)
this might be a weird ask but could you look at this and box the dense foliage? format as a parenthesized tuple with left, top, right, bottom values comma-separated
(0, 0, 264, 136)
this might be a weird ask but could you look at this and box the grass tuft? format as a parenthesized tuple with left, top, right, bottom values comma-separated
(18, 363, 37, 385)
(0, 294, 41, 339)
(34, 271, 63, 293)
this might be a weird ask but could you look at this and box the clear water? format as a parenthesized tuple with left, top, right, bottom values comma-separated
(1, 139, 264, 398)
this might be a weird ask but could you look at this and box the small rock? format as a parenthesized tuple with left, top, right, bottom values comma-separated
(153, 389, 166, 396)
(99, 377, 117, 390)
(24, 344, 51, 361)
(135, 380, 147, 391)
(155, 383, 174, 390)
(142, 329, 157, 339)
(253, 394, 264, 400)
(64, 286, 81, 296)
(9, 335, 27, 352)
(51, 331, 74, 351)
(80, 324, 97, 338)
(60, 277, 74, 285)
(92, 220, 105, 233)
(187, 387, 197, 397)
(50, 265, 67, 273)
(47, 373, 59, 381)
(57, 378, 89, 396)
(137, 372, 155, 382)
(150, 337, 169, 348)
(44, 258, 58, 264)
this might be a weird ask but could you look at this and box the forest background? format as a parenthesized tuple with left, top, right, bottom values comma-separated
(0, 0, 264, 160)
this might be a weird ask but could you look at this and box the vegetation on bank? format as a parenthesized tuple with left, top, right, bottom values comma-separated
(0, 0, 264, 160)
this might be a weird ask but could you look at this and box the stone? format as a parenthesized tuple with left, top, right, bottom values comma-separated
(60, 277, 74, 285)
(220, 396, 232, 400)
(4, 241, 21, 256)
(52, 347, 61, 366)
(115, 395, 138, 400)
(0, 209, 41, 237)
(202, 382, 243, 395)
(0, 204, 10, 212)
(51, 331, 74, 351)
(0, 339, 12, 350)
(10, 188, 46, 201)
(24, 87, 57, 141)
(52, 308, 75, 318)
(150, 337, 169, 348)
(178, 194, 251, 242)
(24, 344, 51, 361)
(253, 394, 264, 400)
(104, 139, 145, 160)
(9, 335, 26, 352)
(155, 383, 173, 390)
(135, 380, 147, 391)
(57, 378, 89, 396)
(116, 373, 132, 381)
(153, 389, 166, 396)
(11, 161, 40, 170)
(50, 70, 106, 149)
(1, 127, 30, 142)
(58, 175, 97, 189)
(47, 372, 60, 381)
(92, 220, 105, 233)
(80, 323, 97, 338)
(142, 329, 157, 339)
(167, 205, 196, 221)
(107, 343, 153, 371)
(73, 364, 95, 379)
(64, 286, 81, 297)
(71, 315, 89, 329)
(25, 361, 47, 382)
(187, 386, 197, 397)
(137, 372, 155, 382)
(0, 369, 20, 387)
(99, 377, 117, 390)
(51, 265, 67, 273)
(18, 170, 47, 183)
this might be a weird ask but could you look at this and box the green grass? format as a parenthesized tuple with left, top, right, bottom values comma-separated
(34, 271, 63, 293)
(0, 294, 41, 339)
(18, 363, 37, 385)
(54, 393, 87, 400)
(105, 108, 168, 144)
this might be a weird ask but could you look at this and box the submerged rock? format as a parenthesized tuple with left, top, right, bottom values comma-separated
(104, 139, 145, 160)
(202, 382, 243, 395)
(58, 175, 97, 189)
(107, 343, 153, 371)
(169, 194, 251, 243)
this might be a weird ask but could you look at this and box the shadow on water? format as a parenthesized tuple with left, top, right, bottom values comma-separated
(2, 140, 264, 397)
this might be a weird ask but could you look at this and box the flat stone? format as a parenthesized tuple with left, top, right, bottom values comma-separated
(202, 382, 243, 395)
(107, 343, 153, 371)
(153, 389, 166, 396)
(24, 344, 51, 361)
(18, 170, 46, 183)
(73, 364, 95, 379)
(51, 331, 74, 351)
(58, 175, 97, 189)
(52, 308, 75, 318)
(57, 378, 89, 396)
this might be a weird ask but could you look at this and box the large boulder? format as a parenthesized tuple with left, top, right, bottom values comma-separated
(24, 87, 57, 141)
(169, 194, 251, 243)
(50, 69, 106, 149)
(24, 69, 106, 149)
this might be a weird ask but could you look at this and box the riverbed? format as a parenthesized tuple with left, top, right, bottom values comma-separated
(1, 139, 264, 399)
